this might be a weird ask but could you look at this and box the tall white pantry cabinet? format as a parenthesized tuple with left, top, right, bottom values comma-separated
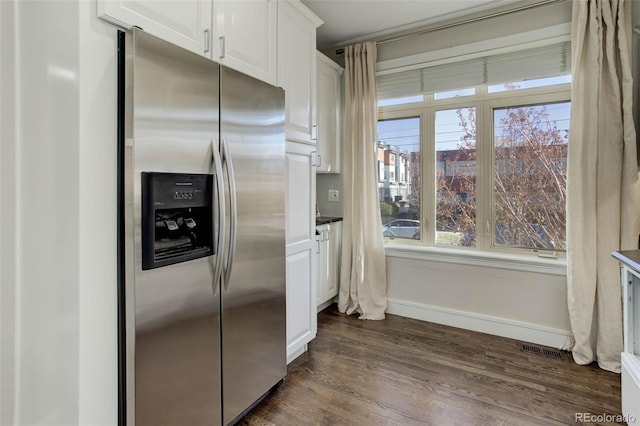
(97, 0, 323, 363)
(278, 1, 323, 363)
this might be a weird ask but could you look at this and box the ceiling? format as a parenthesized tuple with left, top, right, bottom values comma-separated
(300, 0, 527, 49)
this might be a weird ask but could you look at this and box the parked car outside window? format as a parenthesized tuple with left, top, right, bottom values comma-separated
(382, 219, 420, 239)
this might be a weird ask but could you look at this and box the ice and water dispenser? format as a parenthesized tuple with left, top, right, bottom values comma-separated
(141, 172, 214, 270)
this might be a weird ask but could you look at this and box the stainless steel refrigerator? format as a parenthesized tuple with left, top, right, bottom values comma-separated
(117, 28, 286, 425)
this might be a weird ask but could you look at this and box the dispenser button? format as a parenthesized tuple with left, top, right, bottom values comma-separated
(165, 220, 179, 231)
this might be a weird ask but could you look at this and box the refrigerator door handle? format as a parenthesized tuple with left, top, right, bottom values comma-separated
(211, 137, 226, 296)
(222, 137, 237, 291)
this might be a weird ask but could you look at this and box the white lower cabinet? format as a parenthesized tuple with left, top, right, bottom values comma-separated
(316, 221, 341, 311)
(285, 248, 316, 363)
(285, 141, 317, 363)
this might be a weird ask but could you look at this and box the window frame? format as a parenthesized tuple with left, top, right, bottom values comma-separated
(378, 81, 571, 258)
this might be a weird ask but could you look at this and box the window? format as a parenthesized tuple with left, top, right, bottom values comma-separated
(399, 156, 407, 183)
(378, 117, 421, 240)
(377, 75, 570, 255)
(436, 107, 476, 247)
(492, 101, 569, 251)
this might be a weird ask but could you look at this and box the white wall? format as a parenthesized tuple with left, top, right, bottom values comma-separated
(1, 1, 17, 424)
(77, 1, 118, 424)
(16, 1, 81, 423)
(1, 1, 118, 424)
(316, 174, 343, 217)
(386, 256, 571, 348)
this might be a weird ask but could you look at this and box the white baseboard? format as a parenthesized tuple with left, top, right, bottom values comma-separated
(317, 300, 333, 313)
(386, 298, 573, 349)
(317, 295, 338, 313)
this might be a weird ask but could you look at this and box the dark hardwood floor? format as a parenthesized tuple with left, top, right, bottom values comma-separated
(239, 306, 622, 425)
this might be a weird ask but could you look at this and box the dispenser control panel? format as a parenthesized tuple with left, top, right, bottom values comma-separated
(141, 172, 215, 270)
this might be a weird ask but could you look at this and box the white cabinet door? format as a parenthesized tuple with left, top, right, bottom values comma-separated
(285, 140, 317, 363)
(327, 221, 341, 300)
(317, 221, 341, 311)
(316, 52, 343, 173)
(277, 1, 322, 144)
(98, 0, 212, 56)
(286, 248, 316, 363)
(212, 0, 277, 85)
(286, 141, 316, 246)
(315, 224, 328, 306)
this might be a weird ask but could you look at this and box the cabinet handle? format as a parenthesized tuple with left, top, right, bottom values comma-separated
(219, 36, 226, 59)
(317, 154, 322, 168)
(204, 29, 210, 53)
(316, 237, 321, 254)
(311, 125, 318, 141)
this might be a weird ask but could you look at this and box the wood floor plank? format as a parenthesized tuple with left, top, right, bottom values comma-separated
(239, 306, 622, 425)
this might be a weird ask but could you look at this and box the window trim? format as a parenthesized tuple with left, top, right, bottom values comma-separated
(378, 82, 571, 258)
(385, 244, 567, 276)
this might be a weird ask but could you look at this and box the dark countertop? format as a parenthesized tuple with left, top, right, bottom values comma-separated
(316, 216, 343, 226)
(612, 250, 640, 274)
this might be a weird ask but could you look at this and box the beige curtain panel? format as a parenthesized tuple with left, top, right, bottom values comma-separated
(338, 42, 388, 320)
(567, 0, 639, 373)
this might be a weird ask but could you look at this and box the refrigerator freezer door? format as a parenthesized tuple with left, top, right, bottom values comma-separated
(220, 66, 286, 424)
(125, 29, 222, 425)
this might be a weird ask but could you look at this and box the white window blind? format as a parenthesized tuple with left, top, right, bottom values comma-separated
(377, 69, 422, 101)
(377, 41, 571, 100)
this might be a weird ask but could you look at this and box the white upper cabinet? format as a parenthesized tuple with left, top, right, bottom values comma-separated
(316, 52, 343, 173)
(277, 1, 323, 144)
(98, 0, 212, 56)
(212, 0, 277, 85)
(98, 0, 278, 85)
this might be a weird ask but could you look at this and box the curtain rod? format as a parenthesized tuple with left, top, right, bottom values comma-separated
(376, 0, 568, 46)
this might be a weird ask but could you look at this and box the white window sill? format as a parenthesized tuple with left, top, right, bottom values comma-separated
(384, 244, 567, 276)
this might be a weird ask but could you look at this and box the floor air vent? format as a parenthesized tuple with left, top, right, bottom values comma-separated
(520, 344, 564, 359)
